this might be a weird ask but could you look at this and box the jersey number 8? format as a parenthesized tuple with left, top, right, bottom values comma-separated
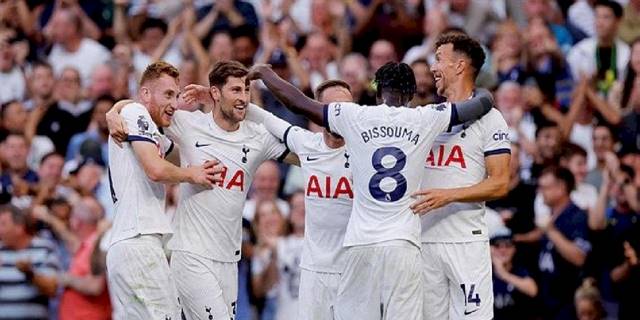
(368, 147, 407, 202)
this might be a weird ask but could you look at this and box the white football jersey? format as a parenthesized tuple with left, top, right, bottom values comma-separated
(275, 235, 304, 320)
(284, 127, 353, 273)
(421, 108, 510, 243)
(166, 110, 287, 262)
(107, 103, 174, 246)
(325, 102, 453, 247)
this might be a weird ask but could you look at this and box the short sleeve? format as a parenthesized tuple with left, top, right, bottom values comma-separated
(569, 211, 592, 254)
(324, 102, 361, 136)
(283, 126, 313, 155)
(122, 103, 160, 145)
(416, 102, 453, 134)
(262, 130, 289, 162)
(482, 110, 511, 157)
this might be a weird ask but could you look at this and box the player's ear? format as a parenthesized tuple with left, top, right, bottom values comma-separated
(455, 58, 466, 76)
(139, 86, 151, 103)
(210, 86, 221, 102)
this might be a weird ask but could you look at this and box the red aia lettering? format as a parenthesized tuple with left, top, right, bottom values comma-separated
(214, 166, 245, 191)
(306, 175, 353, 198)
(425, 145, 467, 168)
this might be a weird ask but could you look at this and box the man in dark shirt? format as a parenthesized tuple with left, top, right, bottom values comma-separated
(537, 166, 591, 320)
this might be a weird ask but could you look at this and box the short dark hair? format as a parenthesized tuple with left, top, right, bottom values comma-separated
(542, 166, 576, 194)
(32, 60, 53, 72)
(435, 33, 486, 78)
(560, 143, 587, 161)
(0, 100, 19, 119)
(410, 59, 429, 68)
(140, 61, 179, 87)
(140, 17, 168, 35)
(208, 60, 249, 88)
(40, 151, 64, 166)
(535, 122, 559, 138)
(374, 62, 417, 97)
(95, 95, 115, 106)
(0, 204, 34, 234)
(315, 79, 351, 100)
(595, 0, 624, 19)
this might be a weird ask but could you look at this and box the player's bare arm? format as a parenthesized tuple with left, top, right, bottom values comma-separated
(247, 64, 325, 125)
(106, 99, 134, 146)
(131, 141, 223, 188)
(411, 153, 510, 214)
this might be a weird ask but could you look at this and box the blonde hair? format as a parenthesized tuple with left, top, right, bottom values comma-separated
(575, 278, 605, 319)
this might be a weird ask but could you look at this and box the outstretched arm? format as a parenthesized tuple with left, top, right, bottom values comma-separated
(450, 88, 495, 126)
(248, 65, 325, 125)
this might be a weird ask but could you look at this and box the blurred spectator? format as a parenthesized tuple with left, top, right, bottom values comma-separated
(490, 228, 538, 320)
(529, 124, 562, 182)
(0, 31, 25, 104)
(57, 197, 110, 320)
(31, 67, 93, 155)
(338, 53, 376, 105)
(23, 61, 56, 111)
(561, 79, 621, 170)
(435, 0, 502, 44)
(618, 0, 640, 44)
(610, 223, 640, 320)
(251, 200, 288, 320)
(524, 18, 574, 109)
(488, 143, 539, 270)
(586, 125, 617, 189)
(535, 144, 598, 231)
(33, 152, 66, 207)
(243, 161, 289, 222)
(537, 167, 591, 320)
(521, 0, 574, 53)
(567, 0, 629, 96)
(45, 8, 110, 88)
(402, 7, 448, 65)
(1, 100, 55, 171)
(0, 204, 60, 320)
(492, 20, 527, 85)
(0, 134, 38, 207)
(85, 65, 115, 102)
(231, 25, 259, 67)
(409, 59, 437, 107)
(569, 0, 597, 38)
(367, 39, 397, 77)
(299, 32, 339, 90)
(195, 0, 259, 39)
(65, 95, 113, 164)
(574, 278, 607, 320)
(274, 191, 304, 320)
(610, 37, 640, 112)
(351, 0, 422, 56)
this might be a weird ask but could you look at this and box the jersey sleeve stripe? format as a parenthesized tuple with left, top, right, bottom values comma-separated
(283, 125, 294, 151)
(276, 149, 290, 163)
(125, 135, 156, 144)
(448, 104, 458, 131)
(484, 148, 511, 157)
(322, 104, 331, 132)
(164, 141, 175, 158)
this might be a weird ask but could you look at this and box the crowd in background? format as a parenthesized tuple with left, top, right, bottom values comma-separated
(0, 0, 639, 319)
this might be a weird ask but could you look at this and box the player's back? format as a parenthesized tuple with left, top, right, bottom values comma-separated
(107, 103, 173, 246)
(324, 102, 452, 247)
(421, 108, 510, 242)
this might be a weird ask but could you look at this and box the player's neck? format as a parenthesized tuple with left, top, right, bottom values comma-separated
(212, 110, 240, 132)
(444, 81, 475, 103)
(323, 130, 345, 149)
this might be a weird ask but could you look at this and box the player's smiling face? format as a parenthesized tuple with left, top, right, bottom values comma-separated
(142, 74, 179, 128)
(213, 76, 250, 124)
(431, 43, 459, 97)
